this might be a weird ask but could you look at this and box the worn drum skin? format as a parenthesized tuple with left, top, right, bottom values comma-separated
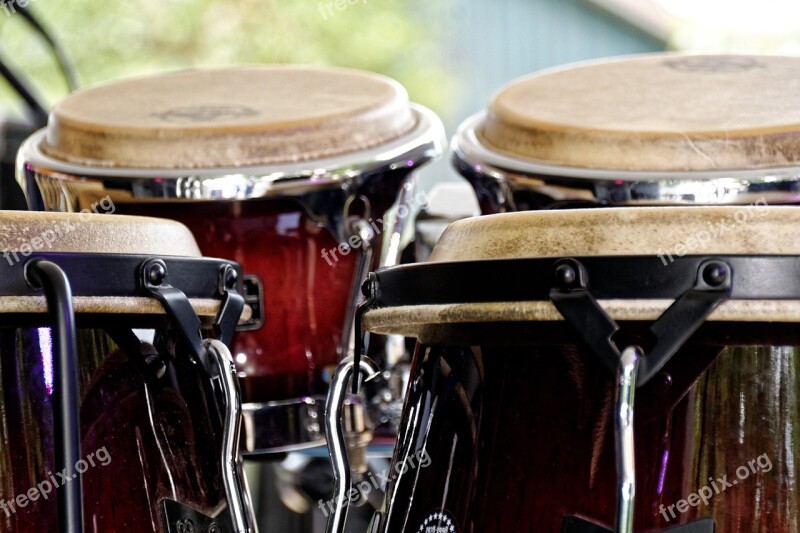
(0, 212, 249, 532)
(364, 207, 800, 533)
(17, 66, 443, 415)
(452, 54, 800, 211)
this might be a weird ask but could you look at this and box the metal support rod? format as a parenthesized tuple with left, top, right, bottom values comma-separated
(339, 217, 374, 363)
(615, 346, 641, 533)
(324, 356, 380, 533)
(25, 259, 83, 533)
(205, 339, 257, 533)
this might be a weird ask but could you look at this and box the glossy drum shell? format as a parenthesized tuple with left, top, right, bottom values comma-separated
(111, 181, 405, 403)
(376, 322, 800, 533)
(0, 315, 228, 532)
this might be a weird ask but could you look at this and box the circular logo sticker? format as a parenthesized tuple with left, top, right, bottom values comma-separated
(152, 104, 259, 123)
(417, 511, 457, 533)
(663, 56, 764, 73)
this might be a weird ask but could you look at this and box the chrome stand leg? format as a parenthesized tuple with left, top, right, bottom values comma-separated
(206, 339, 258, 533)
(324, 356, 380, 533)
(615, 346, 641, 533)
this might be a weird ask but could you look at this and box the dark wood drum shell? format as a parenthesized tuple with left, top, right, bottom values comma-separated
(0, 317, 227, 532)
(375, 322, 800, 533)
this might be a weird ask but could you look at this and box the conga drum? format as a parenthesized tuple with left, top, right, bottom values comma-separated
(452, 54, 800, 212)
(16, 66, 444, 453)
(0, 211, 254, 532)
(357, 207, 800, 533)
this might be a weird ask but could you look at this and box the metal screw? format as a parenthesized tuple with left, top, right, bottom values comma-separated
(702, 262, 728, 287)
(361, 276, 373, 298)
(209, 524, 221, 533)
(556, 264, 576, 287)
(176, 520, 195, 533)
(147, 263, 166, 285)
(225, 267, 238, 289)
(144, 355, 167, 380)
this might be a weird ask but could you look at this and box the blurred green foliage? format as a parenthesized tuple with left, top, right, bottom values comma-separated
(0, 0, 457, 117)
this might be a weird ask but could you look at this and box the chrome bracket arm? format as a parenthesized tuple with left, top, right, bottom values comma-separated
(324, 356, 381, 533)
(205, 339, 257, 533)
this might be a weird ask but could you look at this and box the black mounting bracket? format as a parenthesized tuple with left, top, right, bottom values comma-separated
(236, 275, 265, 331)
(550, 258, 731, 387)
(162, 499, 229, 533)
(140, 258, 211, 376)
(214, 264, 245, 347)
(353, 272, 379, 394)
(550, 259, 621, 374)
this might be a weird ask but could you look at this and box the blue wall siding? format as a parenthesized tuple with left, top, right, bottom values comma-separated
(421, 0, 664, 185)
(446, 0, 663, 124)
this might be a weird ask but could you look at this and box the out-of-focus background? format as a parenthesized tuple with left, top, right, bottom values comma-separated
(4, 0, 800, 189)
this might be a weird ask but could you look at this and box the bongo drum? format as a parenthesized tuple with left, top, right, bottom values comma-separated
(16, 66, 444, 453)
(452, 54, 800, 212)
(0, 211, 254, 532)
(343, 207, 800, 533)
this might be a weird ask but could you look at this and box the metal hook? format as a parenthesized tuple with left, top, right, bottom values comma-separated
(205, 339, 258, 533)
(324, 355, 381, 533)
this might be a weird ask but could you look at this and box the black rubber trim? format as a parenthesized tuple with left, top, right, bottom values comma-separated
(370, 255, 800, 307)
(0, 252, 243, 299)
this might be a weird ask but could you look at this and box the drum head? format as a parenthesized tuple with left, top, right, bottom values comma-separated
(364, 206, 800, 337)
(428, 205, 795, 261)
(0, 211, 200, 256)
(0, 211, 238, 317)
(479, 54, 800, 171)
(43, 66, 416, 169)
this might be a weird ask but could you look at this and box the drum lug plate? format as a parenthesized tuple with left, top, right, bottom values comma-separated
(562, 516, 715, 532)
(561, 516, 612, 533)
(214, 264, 246, 346)
(236, 274, 264, 332)
(162, 498, 229, 533)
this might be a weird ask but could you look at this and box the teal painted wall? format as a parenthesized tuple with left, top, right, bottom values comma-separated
(419, 0, 665, 185)
(444, 0, 664, 124)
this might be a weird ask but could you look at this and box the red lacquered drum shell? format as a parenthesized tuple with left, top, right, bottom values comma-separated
(116, 197, 367, 402)
(376, 324, 800, 532)
(367, 207, 800, 533)
(0, 323, 228, 532)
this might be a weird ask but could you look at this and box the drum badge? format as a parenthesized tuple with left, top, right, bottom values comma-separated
(153, 104, 259, 123)
(417, 511, 457, 533)
(664, 56, 764, 73)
